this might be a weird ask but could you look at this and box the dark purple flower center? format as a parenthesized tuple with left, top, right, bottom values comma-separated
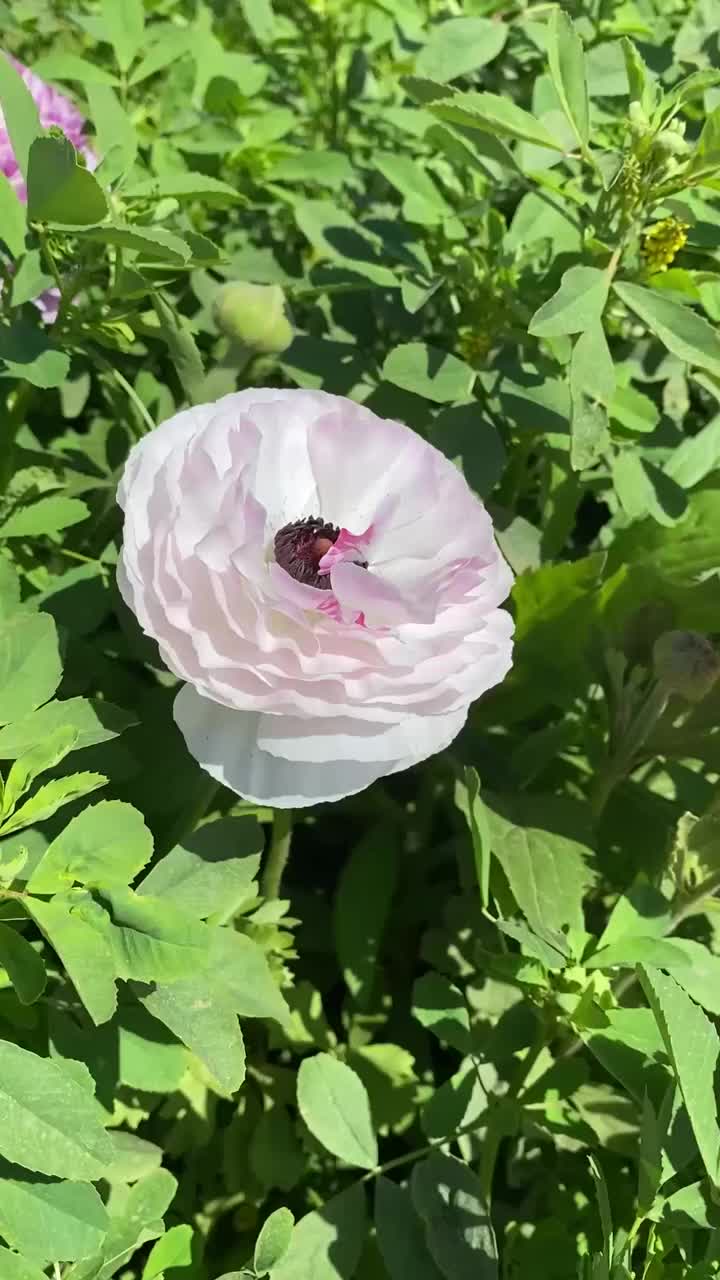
(274, 517, 340, 590)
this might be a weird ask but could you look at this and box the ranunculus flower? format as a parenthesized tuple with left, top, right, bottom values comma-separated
(117, 390, 514, 807)
(1, 53, 96, 321)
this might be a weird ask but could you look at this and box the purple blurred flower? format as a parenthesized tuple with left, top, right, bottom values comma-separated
(0, 53, 96, 200)
(1, 53, 97, 321)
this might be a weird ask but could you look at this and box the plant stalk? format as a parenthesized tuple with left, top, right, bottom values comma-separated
(261, 809, 294, 900)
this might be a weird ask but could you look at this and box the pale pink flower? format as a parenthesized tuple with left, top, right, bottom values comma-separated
(117, 390, 514, 807)
(1, 53, 97, 321)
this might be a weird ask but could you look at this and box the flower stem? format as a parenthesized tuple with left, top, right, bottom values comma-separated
(591, 682, 668, 818)
(0, 381, 33, 494)
(261, 809, 293, 900)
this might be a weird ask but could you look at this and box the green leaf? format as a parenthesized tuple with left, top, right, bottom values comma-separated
(0, 923, 45, 1004)
(138, 815, 261, 919)
(429, 91, 565, 152)
(0, 1165, 109, 1264)
(78, 223, 190, 262)
(570, 320, 615, 406)
(607, 488, 720, 583)
(0, 496, 89, 539)
(622, 37, 657, 116)
(102, 0, 145, 72)
(0, 558, 20, 621)
(614, 281, 720, 376)
(412, 971, 471, 1053)
(99, 886, 210, 984)
(0, 319, 70, 388)
(611, 452, 687, 527)
(142, 1223, 193, 1280)
(26, 136, 108, 226)
(207, 927, 289, 1024)
(0, 1038, 113, 1179)
(374, 153, 452, 225)
(0, 611, 61, 725)
(637, 1094, 664, 1216)
(139, 977, 246, 1096)
(333, 827, 398, 1006)
(411, 1152, 498, 1279)
(27, 801, 153, 894)
(297, 1052, 378, 1169)
(152, 291, 204, 403)
(529, 267, 609, 337)
(0, 174, 26, 258)
(487, 811, 594, 935)
(0, 772, 106, 835)
(240, 0, 276, 44)
(66, 1168, 176, 1280)
(586, 936, 692, 971)
(3, 725, 79, 815)
(662, 69, 720, 115)
(416, 18, 507, 84)
(85, 84, 137, 186)
(382, 343, 475, 403)
(547, 8, 589, 147)
(640, 965, 720, 1182)
(24, 894, 117, 1025)
(115, 1003, 186, 1093)
(610, 384, 659, 434)
(104, 1130, 162, 1185)
(375, 1177, 444, 1280)
(254, 1208, 295, 1275)
(269, 1183, 366, 1280)
(0, 54, 40, 183)
(588, 1155, 613, 1265)
(32, 53, 120, 85)
(250, 1105, 305, 1193)
(128, 29, 193, 85)
(570, 391, 610, 471)
(687, 105, 720, 181)
(664, 411, 720, 487)
(125, 173, 241, 203)
(663, 938, 720, 1015)
(495, 919, 567, 969)
(460, 768, 492, 909)
(0, 1246, 48, 1280)
(10, 249, 53, 306)
(0, 696, 135, 759)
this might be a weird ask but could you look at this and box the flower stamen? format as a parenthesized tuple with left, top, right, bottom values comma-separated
(274, 517, 339, 589)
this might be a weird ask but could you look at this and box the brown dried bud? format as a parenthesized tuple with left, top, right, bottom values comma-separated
(653, 630, 720, 703)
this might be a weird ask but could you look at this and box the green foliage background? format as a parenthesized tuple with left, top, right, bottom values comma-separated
(2, 0, 720, 1276)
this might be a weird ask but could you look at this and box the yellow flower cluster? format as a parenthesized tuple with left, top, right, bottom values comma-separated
(641, 217, 689, 273)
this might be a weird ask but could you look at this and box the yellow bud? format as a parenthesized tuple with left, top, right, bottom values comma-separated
(641, 217, 689, 273)
(212, 282, 294, 354)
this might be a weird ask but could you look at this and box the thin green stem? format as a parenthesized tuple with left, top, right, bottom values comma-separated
(360, 1106, 491, 1186)
(93, 354, 156, 437)
(261, 809, 294, 900)
(591, 683, 668, 818)
(0, 382, 34, 495)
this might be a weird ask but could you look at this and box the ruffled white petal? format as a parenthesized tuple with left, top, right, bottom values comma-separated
(118, 388, 515, 807)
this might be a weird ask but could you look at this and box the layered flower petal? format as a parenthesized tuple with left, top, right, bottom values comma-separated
(118, 388, 514, 806)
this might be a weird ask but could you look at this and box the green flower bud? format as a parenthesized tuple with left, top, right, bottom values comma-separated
(628, 100, 649, 135)
(653, 129, 690, 158)
(653, 630, 720, 703)
(212, 282, 293, 354)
